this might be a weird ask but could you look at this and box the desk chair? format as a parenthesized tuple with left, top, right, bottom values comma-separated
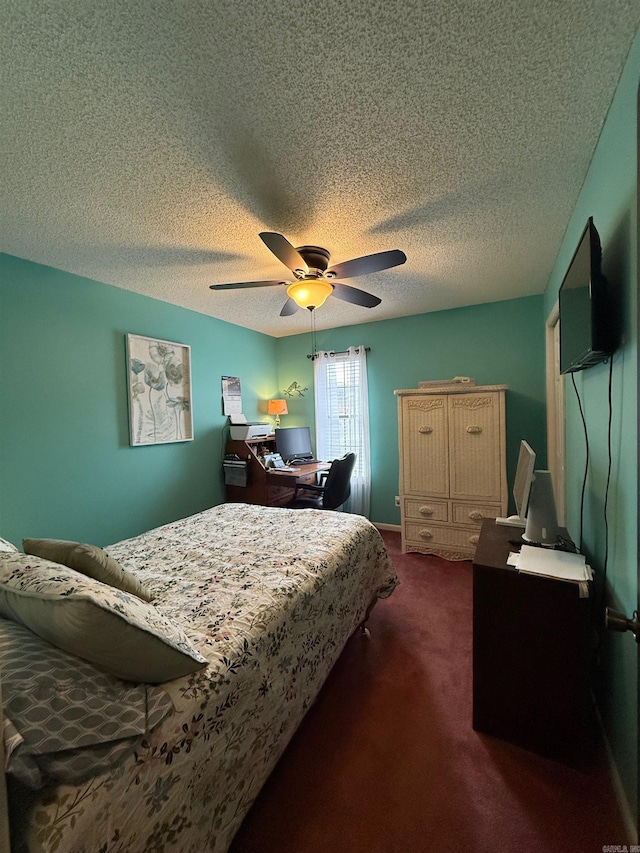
(286, 453, 356, 510)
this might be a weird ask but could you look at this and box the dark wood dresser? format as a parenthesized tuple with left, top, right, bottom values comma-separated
(472, 518, 594, 759)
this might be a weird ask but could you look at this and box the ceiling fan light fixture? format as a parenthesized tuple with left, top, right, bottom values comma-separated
(287, 279, 333, 310)
(210, 232, 404, 315)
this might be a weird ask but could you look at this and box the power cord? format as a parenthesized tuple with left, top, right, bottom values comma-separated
(572, 357, 616, 651)
(220, 422, 231, 462)
(571, 372, 589, 554)
(597, 356, 615, 643)
(603, 356, 614, 575)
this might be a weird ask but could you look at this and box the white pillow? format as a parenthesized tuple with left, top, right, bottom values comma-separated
(0, 537, 18, 553)
(0, 552, 207, 683)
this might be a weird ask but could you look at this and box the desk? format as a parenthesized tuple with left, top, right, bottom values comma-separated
(265, 463, 331, 506)
(472, 518, 593, 759)
(224, 436, 330, 506)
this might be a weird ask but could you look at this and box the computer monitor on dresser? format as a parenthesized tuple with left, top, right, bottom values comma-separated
(497, 439, 561, 547)
(496, 440, 536, 528)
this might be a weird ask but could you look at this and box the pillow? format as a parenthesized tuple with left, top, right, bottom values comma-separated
(0, 617, 173, 788)
(0, 552, 208, 683)
(22, 538, 153, 602)
(0, 537, 18, 553)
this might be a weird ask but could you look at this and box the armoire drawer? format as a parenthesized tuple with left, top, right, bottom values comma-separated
(451, 502, 502, 527)
(405, 521, 480, 554)
(403, 498, 448, 522)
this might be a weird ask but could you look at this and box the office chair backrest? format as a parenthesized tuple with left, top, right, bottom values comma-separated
(322, 452, 357, 510)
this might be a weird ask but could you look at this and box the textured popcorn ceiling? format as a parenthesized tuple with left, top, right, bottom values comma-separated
(2, 1, 639, 337)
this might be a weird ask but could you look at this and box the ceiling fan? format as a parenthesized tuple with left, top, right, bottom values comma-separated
(209, 232, 407, 316)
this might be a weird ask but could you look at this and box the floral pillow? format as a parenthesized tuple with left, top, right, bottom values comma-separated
(0, 552, 208, 683)
(0, 537, 18, 553)
(22, 538, 153, 601)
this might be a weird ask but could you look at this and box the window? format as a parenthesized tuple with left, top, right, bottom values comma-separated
(313, 346, 371, 516)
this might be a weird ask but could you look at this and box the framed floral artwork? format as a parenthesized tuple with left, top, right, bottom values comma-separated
(126, 334, 193, 446)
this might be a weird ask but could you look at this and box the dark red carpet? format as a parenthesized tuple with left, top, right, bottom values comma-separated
(229, 530, 627, 853)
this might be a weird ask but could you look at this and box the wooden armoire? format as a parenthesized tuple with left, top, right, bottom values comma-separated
(395, 384, 508, 560)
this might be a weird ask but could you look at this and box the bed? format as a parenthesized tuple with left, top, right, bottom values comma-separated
(0, 502, 398, 852)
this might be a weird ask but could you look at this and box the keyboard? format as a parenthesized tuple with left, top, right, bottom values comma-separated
(289, 458, 319, 466)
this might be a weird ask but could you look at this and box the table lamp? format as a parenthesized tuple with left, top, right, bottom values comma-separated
(267, 399, 288, 428)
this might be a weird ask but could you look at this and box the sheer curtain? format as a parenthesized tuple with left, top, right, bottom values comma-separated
(313, 346, 371, 517)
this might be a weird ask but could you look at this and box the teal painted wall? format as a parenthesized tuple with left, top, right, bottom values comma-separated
(275, 294, 547, 526)
(0, 254, 278, 547)
(0, 256, 547, 539)
(543, 32, 639, 829)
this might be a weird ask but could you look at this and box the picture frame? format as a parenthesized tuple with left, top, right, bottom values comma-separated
(126, 334, 193, 446)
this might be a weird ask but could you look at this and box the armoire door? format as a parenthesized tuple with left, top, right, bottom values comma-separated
(448, 392, 504, 502)
(401, 396, 449, 497)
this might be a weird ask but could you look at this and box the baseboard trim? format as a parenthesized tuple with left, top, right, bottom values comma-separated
(594, 701, 638, 843)
(374, 523, 401, 532)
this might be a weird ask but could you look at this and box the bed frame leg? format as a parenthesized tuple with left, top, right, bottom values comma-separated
(358, 597, 376, 638)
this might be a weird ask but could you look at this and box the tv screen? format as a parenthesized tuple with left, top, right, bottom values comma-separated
(559, 217, 613, 374)
(275, 426, 313, 462)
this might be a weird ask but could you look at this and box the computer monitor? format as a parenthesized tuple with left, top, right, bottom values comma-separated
(496, 440, 536, 527)
(275, 426, 314, 463)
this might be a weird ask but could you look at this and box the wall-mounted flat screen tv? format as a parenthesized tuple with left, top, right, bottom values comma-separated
(559, 217, 614, 374)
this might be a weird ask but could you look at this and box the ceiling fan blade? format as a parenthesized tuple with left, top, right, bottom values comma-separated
(331, 282, 382, 308)
(259, 232, 309, 275)
(326, 249, 406, 279)
(280, 297, 300, 316)
(209, 280, 286, 290)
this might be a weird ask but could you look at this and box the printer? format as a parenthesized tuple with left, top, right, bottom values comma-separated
(229, 414, 271, 441)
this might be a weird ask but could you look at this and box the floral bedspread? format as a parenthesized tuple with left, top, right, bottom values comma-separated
(11, 503, 397, 853)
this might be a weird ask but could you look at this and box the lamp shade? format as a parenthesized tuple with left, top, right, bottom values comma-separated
(287, 279, 333, 310)
(267, 399, 288, 416)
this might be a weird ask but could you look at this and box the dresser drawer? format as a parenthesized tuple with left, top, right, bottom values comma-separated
(405, 521, 480, 555)
(403, 498, 449, 522)
(451, 502, 502, 527)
